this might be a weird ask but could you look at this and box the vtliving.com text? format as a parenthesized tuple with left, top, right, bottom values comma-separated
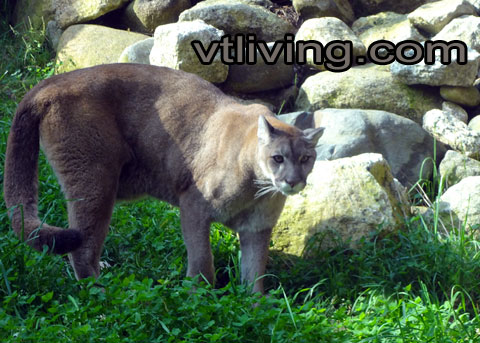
(191, 33, 469, 72)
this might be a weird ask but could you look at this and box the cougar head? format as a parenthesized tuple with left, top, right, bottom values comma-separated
(255, 115, 324, 198)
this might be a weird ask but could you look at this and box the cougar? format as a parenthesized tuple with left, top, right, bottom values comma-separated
(4, 64, 323, 294)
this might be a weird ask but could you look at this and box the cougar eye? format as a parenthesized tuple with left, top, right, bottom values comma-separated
(300, 155, 310, 163)
(272, 155, 284, 163)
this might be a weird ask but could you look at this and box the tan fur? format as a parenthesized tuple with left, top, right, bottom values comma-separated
(4, 64, 323, 293)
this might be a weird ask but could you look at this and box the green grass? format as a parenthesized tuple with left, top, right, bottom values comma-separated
(2, 10, 480, 343)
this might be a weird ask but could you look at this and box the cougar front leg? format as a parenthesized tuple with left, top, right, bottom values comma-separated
(238, 228, 272, 294)
(179, 198, 214, 285)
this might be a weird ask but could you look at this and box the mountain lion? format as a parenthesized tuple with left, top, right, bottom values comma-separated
(4, 64, 324, 294)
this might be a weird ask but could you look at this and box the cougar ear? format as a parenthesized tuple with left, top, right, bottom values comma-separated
(257, 115, 275, 144)
(303, 127, 325, 147)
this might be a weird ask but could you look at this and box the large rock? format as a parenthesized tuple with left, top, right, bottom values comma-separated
(440, 86, 480, 107)
(280, 109, 443, 186)
(437, 176, 480, 232)
(222, 42, 294, 93)
(390, 46, 480, 87)
(295, 64, 442, 123)
(272, 153, 409, 255)
(352, 0, 435, 17)
(282, 109, 441, 186)
(123, 0, 191, 33)
(352, 12, 425, 48)
(149, 20, 228, 83)
(292, 0, 355, 24)
(295, 17, 366, 70)
(56, 24, 149, 73)
(118, 38, 154, 64)
(433, 15, 480, 52)
(423, 109, 480, 158)
(442, 101, 468, 123)
(54, 0, 130, 29)
(178, 0, 295, 41)
(408, 0, 477, 35)
(439, 150, 480, 186)
(13, 0, 55, 29)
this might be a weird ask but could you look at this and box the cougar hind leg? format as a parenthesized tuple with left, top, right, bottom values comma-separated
(66, 182, 117, 279)
(42, 136, 125, 279)
(54, 161, 120, 280)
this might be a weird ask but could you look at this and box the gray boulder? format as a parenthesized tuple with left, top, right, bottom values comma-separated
(178, 0, 295, 41)
(279, 108, 442, 186)
(149, 20, 228, 83)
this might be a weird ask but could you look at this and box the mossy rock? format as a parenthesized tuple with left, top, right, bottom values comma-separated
(56, 24, 149, 73)
(272, 153, 409, 256)
(295, 64, 442, 123)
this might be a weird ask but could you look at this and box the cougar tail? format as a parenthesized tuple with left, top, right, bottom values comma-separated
(4, 95, 83, 255)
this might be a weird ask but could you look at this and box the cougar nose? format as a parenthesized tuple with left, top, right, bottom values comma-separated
(286, 180, 296, 188)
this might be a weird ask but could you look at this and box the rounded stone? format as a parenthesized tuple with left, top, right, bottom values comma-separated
(440, 86, 480, 107)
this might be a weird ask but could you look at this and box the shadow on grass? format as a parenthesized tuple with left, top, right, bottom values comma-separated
(265, 219, 480, 312)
